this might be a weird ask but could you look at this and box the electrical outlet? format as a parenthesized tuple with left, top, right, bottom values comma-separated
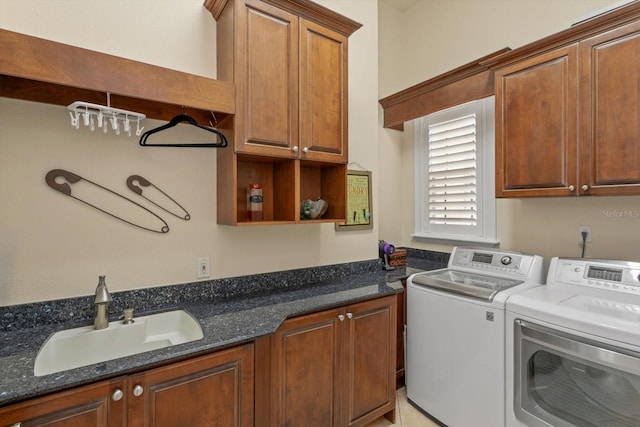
(197, 257, 210, 279)
(578, 226, 592, 243)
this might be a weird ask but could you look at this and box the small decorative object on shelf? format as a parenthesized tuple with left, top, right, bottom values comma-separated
(247, 183, 263, 221)
(300, 198, 328, 220)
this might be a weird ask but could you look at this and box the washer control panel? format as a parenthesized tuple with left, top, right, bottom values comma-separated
(551, 257, 640, 294)
(449, 247, 544, 282)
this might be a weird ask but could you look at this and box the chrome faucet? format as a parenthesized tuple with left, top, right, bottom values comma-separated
(94, 275, 112, 330)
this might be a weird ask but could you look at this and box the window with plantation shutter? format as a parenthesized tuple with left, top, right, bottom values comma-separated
(428, 114, 478, 226)
(413, 97, 497, 244)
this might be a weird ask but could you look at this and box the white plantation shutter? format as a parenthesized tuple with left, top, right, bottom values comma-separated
(428, 115, 477, 226)
(413, 97, 497, 244)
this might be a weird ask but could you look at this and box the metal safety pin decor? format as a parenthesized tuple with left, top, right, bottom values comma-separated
(126, 175, 190, 221)
(45, 169, 170, 234)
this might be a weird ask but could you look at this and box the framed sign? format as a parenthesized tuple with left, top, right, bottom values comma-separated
(336, 170, 372, 230)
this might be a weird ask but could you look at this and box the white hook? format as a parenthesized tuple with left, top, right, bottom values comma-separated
(97, 112, 104, 128)
(83, 110, 91, 127)
(69, 111, 80, 129)
(135, 118, 144, 136)
(110, 114, 120, 135)
(123, 116, 131, 137)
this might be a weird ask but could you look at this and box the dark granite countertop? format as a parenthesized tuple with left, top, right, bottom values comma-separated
(0, 253, 447, 407)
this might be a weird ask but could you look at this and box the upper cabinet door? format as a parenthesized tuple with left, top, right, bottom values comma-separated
(495, 45, 579, 197)
(579, 20, 640, 196)
(237, 1, 299, 158)
(299, 19, 349, 163)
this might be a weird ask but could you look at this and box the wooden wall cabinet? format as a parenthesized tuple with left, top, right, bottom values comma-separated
(207, 0, 361, 225)
(578, 20, 640, 196)
(495, 13, 640, 197)
(268, 296, 397, 427)
(495, 45, 579, 197)
(0, 344, 254, 427)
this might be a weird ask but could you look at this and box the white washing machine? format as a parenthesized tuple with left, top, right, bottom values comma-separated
(506, 257, 640, 427)
(407, 247, 544, 427)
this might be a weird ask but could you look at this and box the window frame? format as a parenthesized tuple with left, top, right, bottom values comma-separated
(412, 96, 498, 245)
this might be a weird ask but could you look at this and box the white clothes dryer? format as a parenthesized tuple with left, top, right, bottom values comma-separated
(506, 257, 640, 427)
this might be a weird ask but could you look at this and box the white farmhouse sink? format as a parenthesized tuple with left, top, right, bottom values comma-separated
(34, 310, 204, 376)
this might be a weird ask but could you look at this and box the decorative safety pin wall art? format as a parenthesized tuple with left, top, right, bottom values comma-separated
(67, 93, 145, 137)
(45, 169, 191, 234)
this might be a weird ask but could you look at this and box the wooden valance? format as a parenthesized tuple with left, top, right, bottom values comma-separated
(378, 48, 510, 131)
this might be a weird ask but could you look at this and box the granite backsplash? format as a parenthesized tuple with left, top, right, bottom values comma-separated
(0, 249, 450, 332)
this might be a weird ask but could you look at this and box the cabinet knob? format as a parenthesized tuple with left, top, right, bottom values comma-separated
(568, 185, 575, 192)
(338, 314, 345, 321)
(346, 312, 353, 319)
(112, 389, 124, 401)
(292, 146, 299, 153)
(581, 184, 589, 192)
(133, 385, 144, 397)
(302, 147, 309, 154)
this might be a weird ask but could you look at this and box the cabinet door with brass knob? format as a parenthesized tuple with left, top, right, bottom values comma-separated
(0, 377, 127, 427)
(578, 19, 640, 196)
(270, 296, 397, 427)
(495, 44, 579, 197)
(127, 344, 254, 427)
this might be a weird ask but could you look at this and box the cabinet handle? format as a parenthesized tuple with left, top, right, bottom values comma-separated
(302, 147, 309, 154)
(581, 184, 589, 192)
(338, 314, 345, 321)
(347, 312, 353, 319)
(133, 385, 144, 397)
(112, 388, 124, 401)
(568, 185, 575, 192)
(292, 146, 299, 153)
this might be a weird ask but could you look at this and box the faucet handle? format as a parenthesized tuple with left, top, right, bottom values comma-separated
(122, 307, 135, 324)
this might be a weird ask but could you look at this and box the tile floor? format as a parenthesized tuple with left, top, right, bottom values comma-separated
(365, 387, 442, 427)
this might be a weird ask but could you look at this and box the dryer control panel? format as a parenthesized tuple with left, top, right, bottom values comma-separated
(550, 257, 640, 295)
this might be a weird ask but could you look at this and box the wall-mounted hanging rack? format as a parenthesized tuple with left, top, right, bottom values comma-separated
(138, 114, 228, 148)
(67, 93, 145, 137)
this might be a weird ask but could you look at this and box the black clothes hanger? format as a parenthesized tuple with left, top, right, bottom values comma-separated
(139, 114, 228, 148)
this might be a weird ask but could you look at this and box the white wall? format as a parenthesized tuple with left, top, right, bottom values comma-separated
(379, 0, 640, 262)
(0, 0, 379, 305)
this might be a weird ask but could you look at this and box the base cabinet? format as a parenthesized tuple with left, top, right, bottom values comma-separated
(0, 377, 126, 427)
(128, 344, 254, 427)
(269, 296, 397, 427)
(0, 295, 396, 427)
(0, 344, 254, 427)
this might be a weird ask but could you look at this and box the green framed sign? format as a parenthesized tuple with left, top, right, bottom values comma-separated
(336, 170, 372, 231)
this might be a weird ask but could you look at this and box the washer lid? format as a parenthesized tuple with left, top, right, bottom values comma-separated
(411, 269, 524, 301)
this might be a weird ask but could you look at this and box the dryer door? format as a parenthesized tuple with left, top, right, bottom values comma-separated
(514, 320, 640, 427)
